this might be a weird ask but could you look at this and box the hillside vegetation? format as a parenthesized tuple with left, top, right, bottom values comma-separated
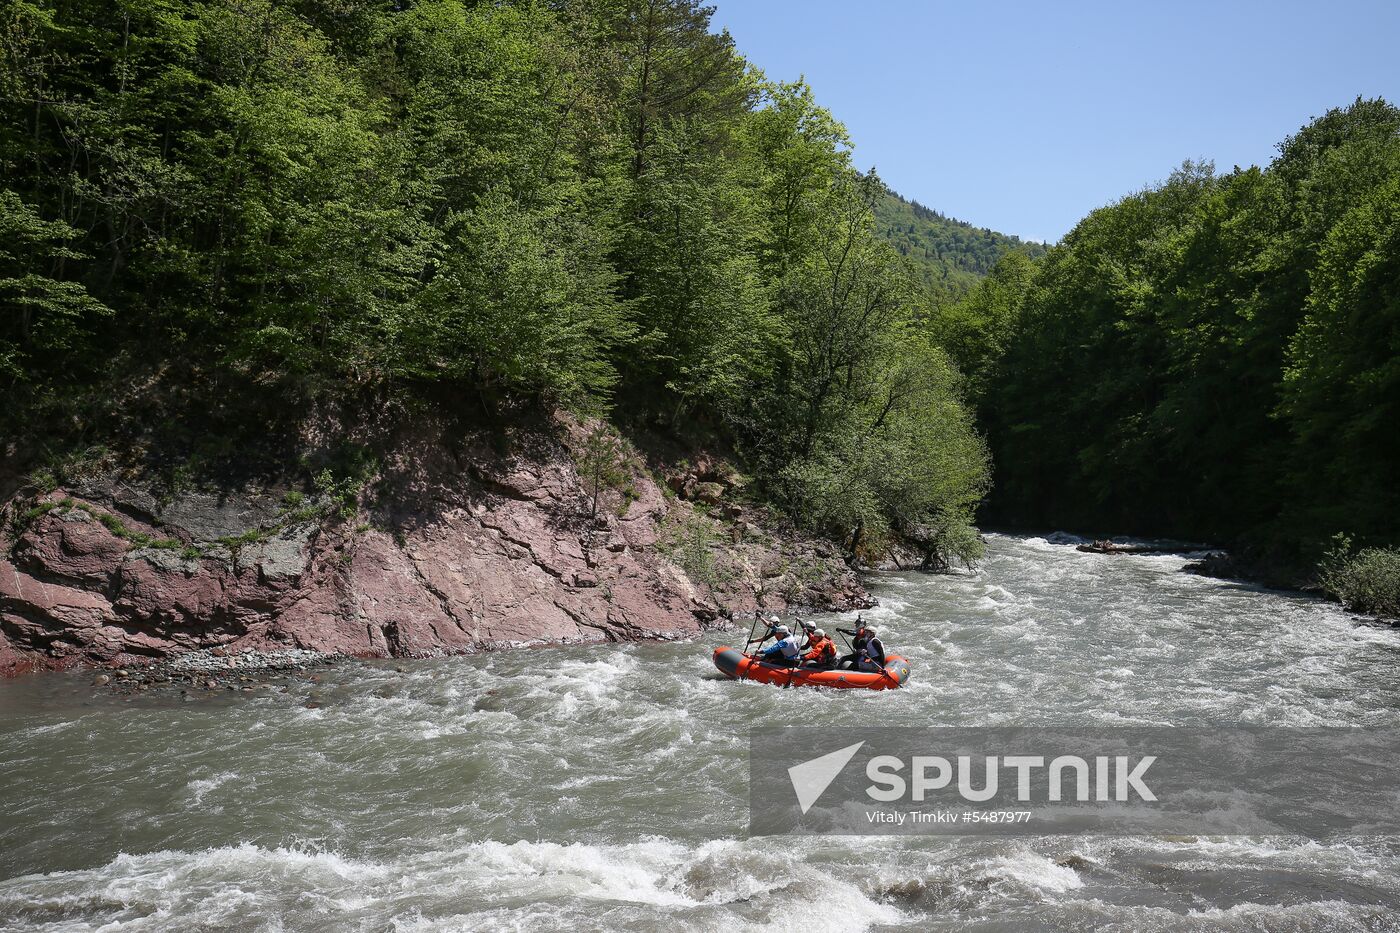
(1, 0, 990, 566)
(941, 98, 1400, 601)
(876, 191, 1046, 305)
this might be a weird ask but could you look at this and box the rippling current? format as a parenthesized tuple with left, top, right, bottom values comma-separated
(4, 533, 1400, 931)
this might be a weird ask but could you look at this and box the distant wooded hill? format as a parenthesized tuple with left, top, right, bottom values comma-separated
(875, 191, 1047, 304)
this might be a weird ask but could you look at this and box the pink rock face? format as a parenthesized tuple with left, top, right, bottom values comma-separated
(0, 420, 869, 675)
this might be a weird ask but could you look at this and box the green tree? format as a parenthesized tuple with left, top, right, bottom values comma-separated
(578, 424, 629, 519)
(932, 249, 1038, 401)
(1281, 172, 1400, 540)
(976, 98, 1400, 570)
(0, 190, 111, 384)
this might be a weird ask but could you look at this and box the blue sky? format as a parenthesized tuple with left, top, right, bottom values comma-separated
(710, 0, 1400, 243)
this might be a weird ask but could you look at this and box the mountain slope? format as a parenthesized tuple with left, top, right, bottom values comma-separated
(876, 190, 1047, 304)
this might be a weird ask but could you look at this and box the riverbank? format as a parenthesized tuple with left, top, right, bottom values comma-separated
(1037, 529, 1400, 625)
(0, 412, 869, 677)
(88, 648, 339, 698)
(990, 525, 1336, 597)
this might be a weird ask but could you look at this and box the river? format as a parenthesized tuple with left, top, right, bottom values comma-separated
(3, 532, 1399, 931)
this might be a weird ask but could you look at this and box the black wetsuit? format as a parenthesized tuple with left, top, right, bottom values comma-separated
(835, 628, 869, 670)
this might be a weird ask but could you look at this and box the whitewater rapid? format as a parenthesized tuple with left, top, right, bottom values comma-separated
(3, 533, 1399, 931)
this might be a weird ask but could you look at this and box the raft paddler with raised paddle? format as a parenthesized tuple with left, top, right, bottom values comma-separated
(835, 616, 874, 670)
(757, 624, 802, 667)
(745, 613, 783, 652)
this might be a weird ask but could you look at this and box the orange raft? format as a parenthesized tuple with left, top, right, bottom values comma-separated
(712, 646, 911, 690)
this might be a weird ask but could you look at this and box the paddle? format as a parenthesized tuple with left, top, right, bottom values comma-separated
(783, 616, 813, 688)
(745, 611, 779, 658)
(742, 610, 761, 657)
(745, 612, 787, 680)
(834, 626, 854, 671)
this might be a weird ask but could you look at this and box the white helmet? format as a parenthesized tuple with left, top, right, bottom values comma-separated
(774, 624, 790, 635)
(767, 615, 781, 624)
(863, 625, 877, 636)
(814, 629, 826, 639)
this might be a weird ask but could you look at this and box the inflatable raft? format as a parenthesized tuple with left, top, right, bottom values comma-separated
(712, 646, 911, 690)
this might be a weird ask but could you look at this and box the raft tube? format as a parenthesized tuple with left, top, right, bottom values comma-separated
(712, 646, 911, 690)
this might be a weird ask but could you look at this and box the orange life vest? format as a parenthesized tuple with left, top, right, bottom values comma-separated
(805, 636, 836, 662)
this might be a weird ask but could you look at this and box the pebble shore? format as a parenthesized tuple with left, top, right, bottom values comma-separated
(90, 648, 343, 697)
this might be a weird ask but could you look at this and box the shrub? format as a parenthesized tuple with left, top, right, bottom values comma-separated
(1320, 535, 1400, 618)
(658, 512, 726, 588)
(577, 426, 629, 518)
(26, 469, 58, 495)
(313, 466, 373, 521)
(919, 508, 986, 572)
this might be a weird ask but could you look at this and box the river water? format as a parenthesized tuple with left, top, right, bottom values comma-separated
(3, 533, 1400, 931)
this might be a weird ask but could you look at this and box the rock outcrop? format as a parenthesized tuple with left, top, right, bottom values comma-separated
(0, 417, 869, 675)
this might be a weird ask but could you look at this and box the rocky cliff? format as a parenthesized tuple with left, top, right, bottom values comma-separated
(0, 415, 868, 675)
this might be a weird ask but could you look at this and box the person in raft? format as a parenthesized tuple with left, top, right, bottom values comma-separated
(835, 617, 886, 671)
(749, 614, 784, 650)
(801, 628, 838, 669)
(756, 614, 807, 647)
(853, 626, 887, 672)
(758, 624, 802, 667)
(834, 616, 868, 669)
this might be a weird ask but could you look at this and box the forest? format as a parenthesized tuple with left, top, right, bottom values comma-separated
(2, 1, 1396, 610)
(945, 98, 1399, 610)
(874, 191, 1045, 305)
(0, 0, 1001, 567)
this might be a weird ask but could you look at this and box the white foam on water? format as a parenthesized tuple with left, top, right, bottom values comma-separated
(445, 837, 698, 907)
(1183, 898, 1393, 925)
(1039, 531, 1091, 546)
(18, 719, 82, 738)
(184, 771, 241, 807)
(381, 837, 903, 931)
(9, 531, 1400, 930)
(0, 843, 387, 931)
(975, 850, 1085, 897)
(666, 838, 905, 931)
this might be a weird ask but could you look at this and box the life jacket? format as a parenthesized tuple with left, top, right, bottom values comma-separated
(805, 636, 836, 662)
(769, 635, 800, 659)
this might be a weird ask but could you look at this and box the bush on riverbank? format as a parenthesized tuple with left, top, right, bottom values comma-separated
(1321, 536, 1400, 619)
